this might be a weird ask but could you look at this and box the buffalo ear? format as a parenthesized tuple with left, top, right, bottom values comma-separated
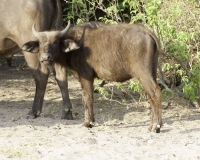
(61, 39, 80, 53)
(21, 41, 39, 53)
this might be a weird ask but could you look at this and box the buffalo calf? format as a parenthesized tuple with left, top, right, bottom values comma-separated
(62, 22, 162, 133)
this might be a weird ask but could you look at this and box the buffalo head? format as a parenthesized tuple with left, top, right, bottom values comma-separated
(21, 21, 79, 65)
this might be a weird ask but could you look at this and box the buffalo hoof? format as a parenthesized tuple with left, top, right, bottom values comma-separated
(83, 122, 94, 128)
(61, 110, 73, 120)
(148, 124, 161, 133)
(26, 110, 40, 119)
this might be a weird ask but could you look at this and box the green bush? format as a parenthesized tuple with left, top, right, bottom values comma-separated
(63, 0, 200, 104)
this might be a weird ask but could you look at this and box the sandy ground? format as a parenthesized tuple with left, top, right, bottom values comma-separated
(0, 53, 200, 160)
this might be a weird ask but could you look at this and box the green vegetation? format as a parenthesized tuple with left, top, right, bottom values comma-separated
(62, 0, 200, 105)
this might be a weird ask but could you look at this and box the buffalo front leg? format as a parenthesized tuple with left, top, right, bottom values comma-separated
(80, 77, 94, 128)
(29, 69, 49, 118)
(54, 63, 73, 120)
(23, 52, 49, 118)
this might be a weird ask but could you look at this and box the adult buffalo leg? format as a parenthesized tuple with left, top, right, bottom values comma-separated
(133, 70, 162, 133)
(23, 52, 49, 118)
(3, 44, 21, 67)
(54, 63, 73, 120)
(6, 57, 12, 67)
(80, 77, 94, 128)
(31, 70, 49, 117)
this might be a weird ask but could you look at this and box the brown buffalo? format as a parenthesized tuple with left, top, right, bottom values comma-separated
(61, 22, 162, 133)
(0, 0, 75, 119)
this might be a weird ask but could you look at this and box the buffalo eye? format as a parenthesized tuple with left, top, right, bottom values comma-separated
(53, 40, 59, 45)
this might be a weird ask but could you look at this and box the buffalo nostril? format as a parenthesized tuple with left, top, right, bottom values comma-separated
(41, 53, 52, 61)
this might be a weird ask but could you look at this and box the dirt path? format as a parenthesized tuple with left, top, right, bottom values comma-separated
(0, 54, 200, 160)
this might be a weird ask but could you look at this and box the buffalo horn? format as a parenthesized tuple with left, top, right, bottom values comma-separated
(32, 23, 39, 38)
(60, 20, 71, 37)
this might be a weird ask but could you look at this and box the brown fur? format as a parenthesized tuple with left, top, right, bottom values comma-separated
(63, 22, 162, 133)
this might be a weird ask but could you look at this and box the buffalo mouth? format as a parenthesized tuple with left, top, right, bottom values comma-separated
(40, 60, 53, 65)
(40, 53, 54, 65)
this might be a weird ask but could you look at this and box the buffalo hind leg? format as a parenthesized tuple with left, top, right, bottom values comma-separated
(54, 63, 73, 120)
(80, 77, 95, 128)
(134, 71, 162, 133)
(6, 57, 12, 67)
(147, 85, 162, 133)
